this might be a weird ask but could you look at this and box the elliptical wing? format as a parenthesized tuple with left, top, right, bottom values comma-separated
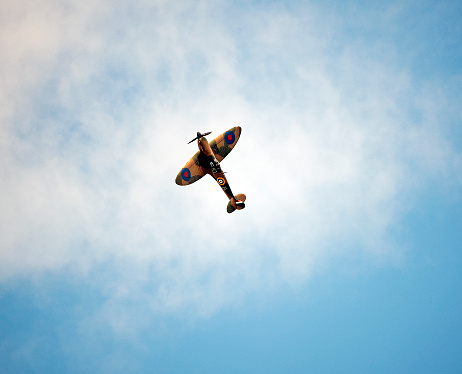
(209, 126, 242, 163)
(175, 151, 206, 185)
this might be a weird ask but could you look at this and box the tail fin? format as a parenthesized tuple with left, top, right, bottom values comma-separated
(227, 194, 246, 214)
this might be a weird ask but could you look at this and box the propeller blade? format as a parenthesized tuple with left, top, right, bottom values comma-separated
(187, 131, 212, 144)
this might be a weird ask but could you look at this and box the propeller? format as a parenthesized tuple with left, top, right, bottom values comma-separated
(187, 131, 212, 144)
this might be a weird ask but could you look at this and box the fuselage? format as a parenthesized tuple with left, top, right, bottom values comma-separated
(197, 135, 237, 203)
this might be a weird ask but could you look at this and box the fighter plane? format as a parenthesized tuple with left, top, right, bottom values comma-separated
(175, 126, 246, 213)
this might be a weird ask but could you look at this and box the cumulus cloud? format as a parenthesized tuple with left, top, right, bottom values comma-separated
(1, 0, 461, 323)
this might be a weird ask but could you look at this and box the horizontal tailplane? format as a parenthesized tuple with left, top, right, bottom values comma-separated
(227, 193, 246, 214)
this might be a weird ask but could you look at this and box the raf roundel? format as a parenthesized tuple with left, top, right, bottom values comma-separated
(181, 167, 191, 182)
(224, 130, 235, 145)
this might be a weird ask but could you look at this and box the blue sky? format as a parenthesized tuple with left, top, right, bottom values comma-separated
(1, 0, 461, 373)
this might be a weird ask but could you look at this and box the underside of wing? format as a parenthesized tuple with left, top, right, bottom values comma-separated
(175, 152, 206, 185)
(209, 126, 242, 163)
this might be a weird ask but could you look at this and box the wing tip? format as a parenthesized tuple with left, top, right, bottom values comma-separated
(175, 173, 184, 185)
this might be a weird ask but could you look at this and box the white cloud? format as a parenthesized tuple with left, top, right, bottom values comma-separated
(0, 0, 461, 323)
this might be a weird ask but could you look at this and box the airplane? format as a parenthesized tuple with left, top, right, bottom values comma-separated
(175, 126, 246, 213)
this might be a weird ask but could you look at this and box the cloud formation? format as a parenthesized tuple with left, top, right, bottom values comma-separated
(1, 0, 461, 322)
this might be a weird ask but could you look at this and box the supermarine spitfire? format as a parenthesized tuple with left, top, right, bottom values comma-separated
(175, 126, 246, 213)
